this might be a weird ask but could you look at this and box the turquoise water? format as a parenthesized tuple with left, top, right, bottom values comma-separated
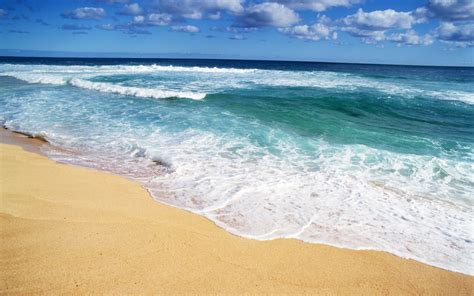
(1, 57, 473, 274)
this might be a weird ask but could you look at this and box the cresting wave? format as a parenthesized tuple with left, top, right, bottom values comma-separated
(2, 72, 207, 100)
(0, 63, 257, 74)
(69, 79, 206, 100)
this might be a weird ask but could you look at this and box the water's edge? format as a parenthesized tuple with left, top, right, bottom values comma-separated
(1, 126, 471, 276)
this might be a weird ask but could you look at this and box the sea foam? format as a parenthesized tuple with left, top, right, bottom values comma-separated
(1, 63, 472, 104)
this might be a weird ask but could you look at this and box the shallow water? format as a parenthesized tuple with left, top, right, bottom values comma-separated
(1, 57, 473, 274)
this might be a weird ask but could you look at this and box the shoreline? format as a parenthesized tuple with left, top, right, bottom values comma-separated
(1, 129, 473, 294)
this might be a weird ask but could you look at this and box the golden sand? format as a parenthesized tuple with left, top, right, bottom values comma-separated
(0, 140, 473, 295)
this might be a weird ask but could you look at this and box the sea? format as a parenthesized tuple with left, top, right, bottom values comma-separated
(1, 57, 473, 275)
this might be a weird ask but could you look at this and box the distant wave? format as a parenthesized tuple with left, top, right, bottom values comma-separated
(0, 63, 257, 74)
(108, 64, 257, 74)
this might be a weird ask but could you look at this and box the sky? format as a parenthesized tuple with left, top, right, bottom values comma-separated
(0, 0, 473, 66)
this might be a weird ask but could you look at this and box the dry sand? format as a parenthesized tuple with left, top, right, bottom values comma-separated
(0, 134, 473, 294)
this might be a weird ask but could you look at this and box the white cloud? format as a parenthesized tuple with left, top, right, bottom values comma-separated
(278, 16, 337, 40)
(119, 3, 142, 15)
(133, 13, 172, 26)
(425, 0, 474, 21)
(235, 2, 300, 27)
(270, 0, 362, 12)
(387, 30, 434, 45)
(152, 0, 244, 19)
(342, 27, 386, 43)
(435, 22, 474, 47)
(342, 8, 423, 31)
(62, 7, 106, 20)
(340, 8, 434, 46)
(148, 13, 172, 25)
(170, 25, 200, 33)
(230, 34, 247, 40)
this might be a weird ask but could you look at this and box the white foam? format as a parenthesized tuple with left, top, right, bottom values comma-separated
(0, 63, 257, 74)
(141, 133, 474, 275)
(49, 129, 469, 275)
(109, 64, 257, 74)
(2, 71, 68, 85)
(1, 63, 472, 104)
(69, 78, 206, 100)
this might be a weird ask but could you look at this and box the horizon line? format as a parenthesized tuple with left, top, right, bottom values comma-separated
(0, 50, 473, 68)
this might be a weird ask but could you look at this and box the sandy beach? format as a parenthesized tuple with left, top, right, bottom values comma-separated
(0, 132, 473, 295)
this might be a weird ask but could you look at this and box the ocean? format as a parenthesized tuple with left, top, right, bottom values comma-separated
(1, 57, 473, 275)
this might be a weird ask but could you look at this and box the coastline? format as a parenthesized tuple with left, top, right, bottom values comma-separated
(1, 130, 473, 294)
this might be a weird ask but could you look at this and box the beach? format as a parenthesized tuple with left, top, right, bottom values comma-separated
(1, 130, 473, 295)
(2, 60, 473, 274)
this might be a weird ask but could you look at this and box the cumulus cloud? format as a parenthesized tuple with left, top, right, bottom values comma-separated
(278, 16, 337, 40)
(118, 3, 142, 15)
(342, 8, 423, 31)
(152, 0, 244, 19)
(235, 2, 300, 27)
(270, 0, 362, 12)
(435, 22, 474, 47)
(132, 13, 172, 26)
(425, 0, 474, 21)
(170, 25, 200, 33)
(387, 30, 434, 46)
(340, 8, 432, 45)
(61, 24, 92, 30)
(62, 7, 106, 20)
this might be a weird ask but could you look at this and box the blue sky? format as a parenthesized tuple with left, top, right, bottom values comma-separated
(0, 0, 473, 66)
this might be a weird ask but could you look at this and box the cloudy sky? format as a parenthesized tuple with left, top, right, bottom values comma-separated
(0, 0, 473, 65)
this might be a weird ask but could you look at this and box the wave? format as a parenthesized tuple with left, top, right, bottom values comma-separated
(0, 63, 257, 74)
(256, 73, 474, 104)
(2, 72, 68, 85)
(1, 72, 206, 100)
(108, 64, 257, 74)
(69, 79, 206, 100)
